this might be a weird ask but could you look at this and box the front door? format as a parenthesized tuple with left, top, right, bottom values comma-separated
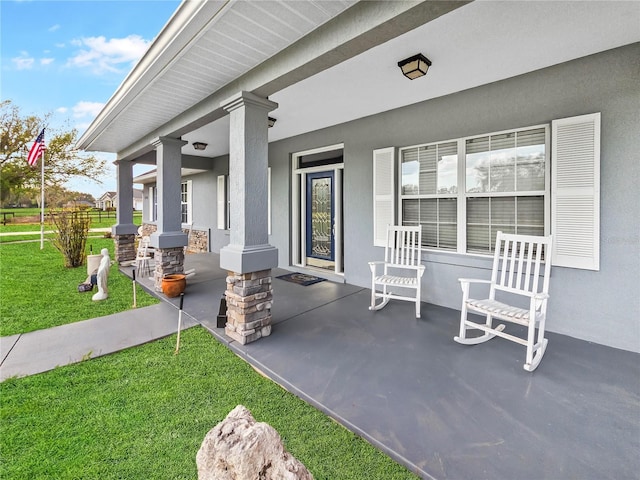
(306, 171, 334, 267)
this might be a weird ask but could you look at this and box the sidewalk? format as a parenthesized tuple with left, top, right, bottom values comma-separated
(0, 301, 196, 382)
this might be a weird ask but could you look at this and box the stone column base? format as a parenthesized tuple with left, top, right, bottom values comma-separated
(225, 270, 273, 345)
(114, 234, 136, 264)
(153, 247, 185, 291)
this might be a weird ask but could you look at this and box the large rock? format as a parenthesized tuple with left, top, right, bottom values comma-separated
(196, 405, 314, 480)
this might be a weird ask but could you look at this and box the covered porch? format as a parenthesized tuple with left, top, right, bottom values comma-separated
(126, 253, 639, 479)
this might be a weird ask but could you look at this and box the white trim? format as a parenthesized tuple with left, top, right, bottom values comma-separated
(292, 143, 345, 168)
(335, 168, 343, 274)
(268, 167, 272, 236)
(398, 124, 550, 254)
(291, 144, 345, 275)
(148, 186, 157, 222)
(181, 180, 192, 225)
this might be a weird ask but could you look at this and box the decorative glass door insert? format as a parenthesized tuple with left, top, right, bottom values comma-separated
(306, 171, 334, 261)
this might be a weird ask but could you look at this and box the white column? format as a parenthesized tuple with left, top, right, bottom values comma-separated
(112, 160, 138, 236)
(150, 136, 188, 249)
(220, 91, 278, 273)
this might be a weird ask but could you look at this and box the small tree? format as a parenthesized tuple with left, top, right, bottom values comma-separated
(51, 211, 91, 268)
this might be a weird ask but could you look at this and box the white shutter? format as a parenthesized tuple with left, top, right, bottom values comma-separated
(551, 112, 600, 270)
(373, 147, 395, 247)
(217, 175, 226, 230)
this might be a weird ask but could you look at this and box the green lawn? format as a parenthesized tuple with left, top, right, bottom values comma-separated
(0, 239, 157, 336)
(0, 328, 418, 479)
(0, 209, 142, 231)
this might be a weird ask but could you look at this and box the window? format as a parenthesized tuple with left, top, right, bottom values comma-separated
(375, 114, 599, 267)
(397, 125, 548, 254)
(149, 186, 157, 222)
(465, 128, 546, 253)
(217, 175, 227, 230)
(181, 180, 192, 225)
(400, 142, 458, 249)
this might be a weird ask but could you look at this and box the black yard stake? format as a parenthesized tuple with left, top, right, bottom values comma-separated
(174, 293, 185, 354)
(132, 269, 137, 308)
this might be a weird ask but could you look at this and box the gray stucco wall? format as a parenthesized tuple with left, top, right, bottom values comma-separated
(264, 43, 639, 353)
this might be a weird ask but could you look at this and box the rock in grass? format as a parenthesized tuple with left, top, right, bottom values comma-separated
(196, 405, 314, 480)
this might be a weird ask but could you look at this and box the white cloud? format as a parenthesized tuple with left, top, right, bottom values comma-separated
(48, 24, 61, 32)
(72, 101, 105, 119)
(66, 35, 150, 74)
(56, 107, 68, 114)
(12, 52, 35, 70)
(40, 58, 55, 66)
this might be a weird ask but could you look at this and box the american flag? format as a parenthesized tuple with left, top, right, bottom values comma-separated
(27, 128, 45, 166)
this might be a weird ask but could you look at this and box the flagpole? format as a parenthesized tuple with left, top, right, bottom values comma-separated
(40, 147, 45, 250)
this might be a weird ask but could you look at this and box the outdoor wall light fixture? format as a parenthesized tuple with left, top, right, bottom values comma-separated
(192, 142, 208, 151)
(268, 117, 277, 128)
(398, 53, 432, 80)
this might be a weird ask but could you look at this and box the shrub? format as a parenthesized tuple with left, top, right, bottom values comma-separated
(50, 211, 91, 267)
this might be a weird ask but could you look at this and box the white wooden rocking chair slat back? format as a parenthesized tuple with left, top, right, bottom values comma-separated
(369, 225, 425, 318)
(455, 231, 553, 372)
(135, 235, 153, 277)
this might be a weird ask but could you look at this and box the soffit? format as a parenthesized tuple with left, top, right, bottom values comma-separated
(78, 0, 357, 152)
(79, 0, 640, 160)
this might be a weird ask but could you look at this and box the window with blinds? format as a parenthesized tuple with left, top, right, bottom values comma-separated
(397, 126, 548, 254)
(400, 142, 458, 249)
(466, 128, 546, 253)
(180, 180, 192, 225)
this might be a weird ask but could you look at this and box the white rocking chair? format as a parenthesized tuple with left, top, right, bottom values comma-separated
(454, 231, 553, 372)
(369, 225, 425, 318)
(135, 235, 154, 278)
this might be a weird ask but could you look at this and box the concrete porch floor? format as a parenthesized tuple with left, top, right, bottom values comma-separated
(131, 253, 639, 480)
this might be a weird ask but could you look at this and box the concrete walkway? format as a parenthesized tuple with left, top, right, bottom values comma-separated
(0, 301, 196, 381)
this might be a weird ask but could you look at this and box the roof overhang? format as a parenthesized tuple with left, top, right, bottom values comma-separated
(77, 0, 640, 162)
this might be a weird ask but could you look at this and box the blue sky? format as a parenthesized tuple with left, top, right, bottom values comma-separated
(1, 0, 181, 197)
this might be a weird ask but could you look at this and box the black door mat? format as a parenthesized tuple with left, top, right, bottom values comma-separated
(276, 273, 326, 286)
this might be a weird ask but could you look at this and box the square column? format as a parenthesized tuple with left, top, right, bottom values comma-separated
(220, 92, 278, 344)
(112, 160, 139, 263)
(220, 92, 278, 273)
(150, 136, 188, 291)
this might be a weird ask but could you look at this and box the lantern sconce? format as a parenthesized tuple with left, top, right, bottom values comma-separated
(192, 142, 208, 151)
(268, 117, 277, 128)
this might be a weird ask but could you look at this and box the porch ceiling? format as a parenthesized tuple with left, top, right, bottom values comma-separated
(77, 0, 640, 161)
